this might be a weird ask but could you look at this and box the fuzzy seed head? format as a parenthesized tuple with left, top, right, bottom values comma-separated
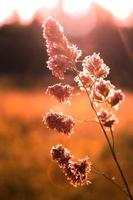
(51, 145, 91, 187)
(51, 145, 73, 167)
(43, 17, 81, 79)
(108, 89, 124, 107)
(43, 110, 75, 135)
(46, 83, 73, 104)
(98, 109, 118, 128)
(82, 53, 110, 78)
(74, 69, 94, 90)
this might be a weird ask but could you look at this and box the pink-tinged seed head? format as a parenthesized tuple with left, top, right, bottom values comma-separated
(46, 83, 73, 104)
(82, 53, 110, 78)
(74, 69, 94, 90)
(51, 144, 73, 167)
(51, 145, 91, 187)
(108, 89, 124, 107)
(43, 110, 75, 135)
(98, 109, 118, 128)
(43, 17, 81, 79)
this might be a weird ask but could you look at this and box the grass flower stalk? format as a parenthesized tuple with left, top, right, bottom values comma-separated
(43, 17, 133, 200)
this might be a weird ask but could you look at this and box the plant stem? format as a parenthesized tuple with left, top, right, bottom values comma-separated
(91, 165, 128, 197)
(110, 127, 115, 151)
(74, 68, 133, 200)
(92, 102, 133, 200)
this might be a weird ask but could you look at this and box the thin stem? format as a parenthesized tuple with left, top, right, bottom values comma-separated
(96, 110, 133, 200)
(91, 166, 128, 197)
(74, 68, 133, 200)
(110, 127, 115, 151)
(75, 118, 99, 124)
(92, 79, 96, 103)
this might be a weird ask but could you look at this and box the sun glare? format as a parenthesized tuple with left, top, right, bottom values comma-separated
(94, 0, 133, 20)
(63, 0, 133, 19)
(15, 1, 39, 21)
(0, 0, 58, 24)
(0, 0, 14, 23)
(0, 0, 133, 25)
(62, 0, 92, 17)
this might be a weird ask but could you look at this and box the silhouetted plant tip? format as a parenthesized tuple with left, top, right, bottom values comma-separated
(43, 17, 133, 200)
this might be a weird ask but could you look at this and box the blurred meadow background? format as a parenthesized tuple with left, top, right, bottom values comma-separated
(0, 0, 133, 199)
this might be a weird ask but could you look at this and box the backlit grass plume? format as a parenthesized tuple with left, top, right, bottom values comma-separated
(43, 17, 132, 200)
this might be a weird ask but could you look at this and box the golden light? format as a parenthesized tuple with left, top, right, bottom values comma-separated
(62, 0, 92, 17)
(0, 0, 133, 26)
(15, 1, 40, 22)
(0, 0, 58, 25)
(0, 0, 14, 23)
(94, 0, 133, 20)
(62, 0, 133, 20)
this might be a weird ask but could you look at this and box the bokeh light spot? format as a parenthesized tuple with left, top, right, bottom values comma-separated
(94, 0, 133, 20)
(62, 0, 92, 17)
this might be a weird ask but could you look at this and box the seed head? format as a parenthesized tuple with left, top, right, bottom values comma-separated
(43, 17, 81, 79)
(51, 144, 73, 167)
(46, 83, 73, 104)
(74, 69, 94, 90)
(93, 79, 114, 102)
(82, 53, 110, 78)
(43, 110, 75, 135)
(98, 109, 118, 128)
(51, 145, 91, 187)
(108, 89, 124, 107)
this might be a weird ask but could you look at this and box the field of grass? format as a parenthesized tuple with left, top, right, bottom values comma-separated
(0, 88, 133, 200)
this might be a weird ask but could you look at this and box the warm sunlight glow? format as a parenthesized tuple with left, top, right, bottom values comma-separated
(0, 0, 14, 23)
(94, 0, 133, 19)
(62, 0, 92, 17)
(63, 0, 133, 19)
(0, 0, 58, 24)
(0, 0, 133, 25)
(16, 1, 40, 21)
